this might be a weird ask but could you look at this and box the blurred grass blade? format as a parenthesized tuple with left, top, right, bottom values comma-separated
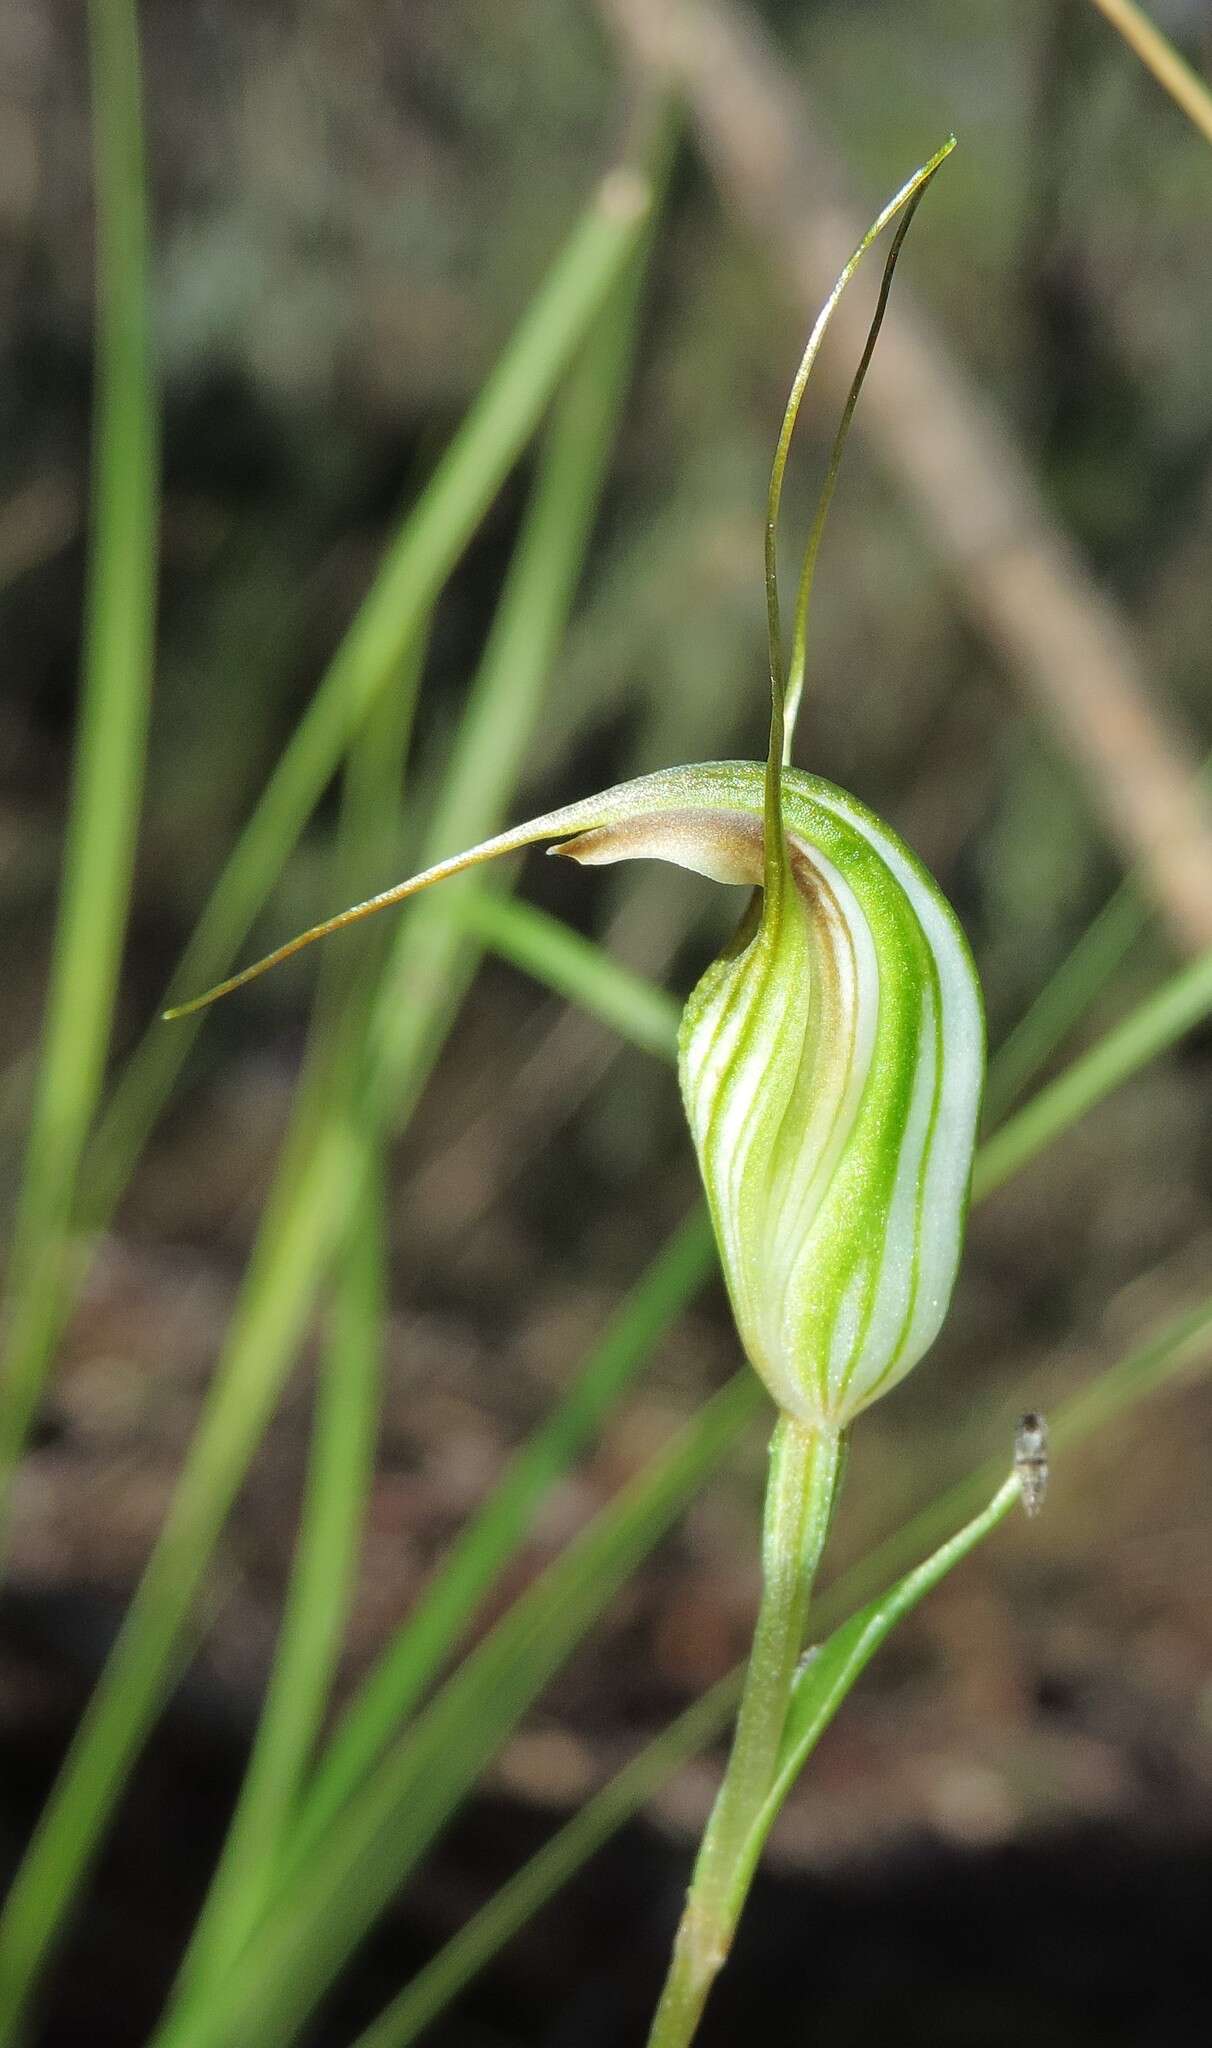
(983, 882, 1147, 1125)
(171, 661, 405, 2003)
(99, 161, 651, 1154)
(173, 1152, 385, 2002)
(352, 1282, 1212, 2048)
(0, 179, 663, 2043)
(974, 942, 1212, 1198)
(984, 745, 1212, 1126)
(9, 158, 653, 1433)
(0, 0, 158, 1550)
(280, 205, 673, 1868)
(363, 190, 663, 1128)
(455, 887, 681, 1062)
(0, 651, 419, 2046)
(150, 1375, 763, 2048)
(0, 1104, 367, 2042)
(287, 1209, 716, 1866)
(1089, 0, 1212, 145)
(196, 204, 681, 1917)
(350, 1675, 741, 2048)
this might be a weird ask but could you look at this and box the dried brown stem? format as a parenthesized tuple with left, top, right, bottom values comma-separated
(1089, 0, 1212, 147)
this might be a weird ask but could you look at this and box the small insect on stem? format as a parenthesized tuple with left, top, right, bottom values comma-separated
(1014, 1410, 1049, 1518)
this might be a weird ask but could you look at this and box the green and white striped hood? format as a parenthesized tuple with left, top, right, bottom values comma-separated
(550, 761, 984, 1430)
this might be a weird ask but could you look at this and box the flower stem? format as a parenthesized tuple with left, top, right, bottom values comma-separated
(646, 1416, 843, 2048)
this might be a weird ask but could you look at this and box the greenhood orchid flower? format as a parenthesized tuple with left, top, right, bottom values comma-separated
(168, 140, 982, 1445)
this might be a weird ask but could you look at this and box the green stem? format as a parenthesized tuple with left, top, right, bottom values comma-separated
(646, 1418, 843, 2048)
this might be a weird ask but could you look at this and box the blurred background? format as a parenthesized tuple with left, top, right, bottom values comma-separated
(3, 1, 1212, 2042)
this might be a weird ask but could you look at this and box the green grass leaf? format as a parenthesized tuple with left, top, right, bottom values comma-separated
(0, 166, 662, 2045)
(171, 1153, 386, 2004)
(149, 1375, 763, 2048)
(0, 0, 159, 1553)
(454, 887, 681, 1063)
(974, 941, 1212, 1197)
(284, 1209, 716, 1871)
(9, 153, 655, 1455)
